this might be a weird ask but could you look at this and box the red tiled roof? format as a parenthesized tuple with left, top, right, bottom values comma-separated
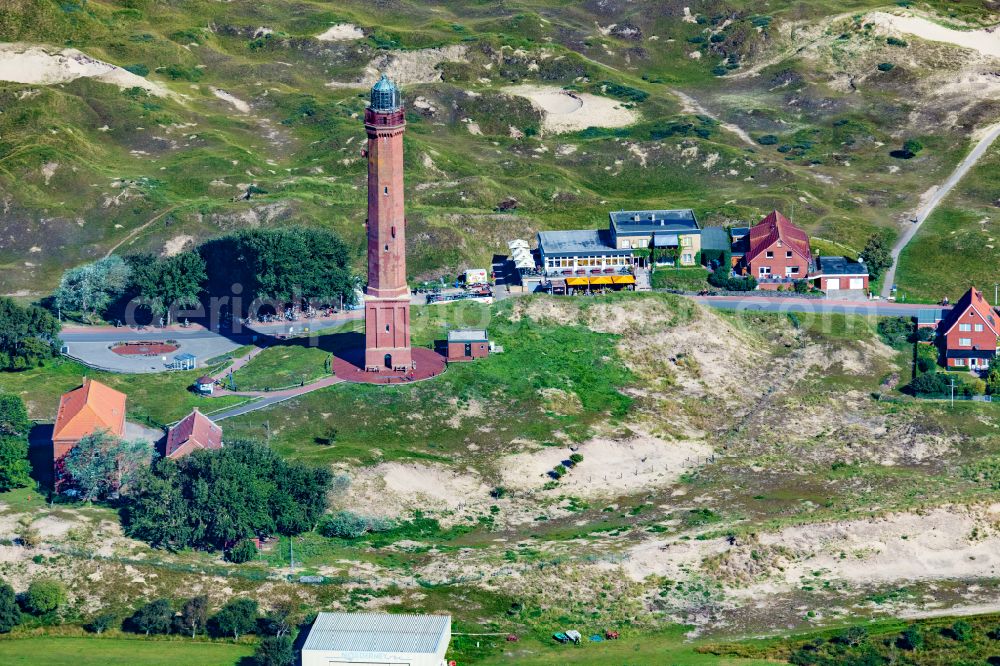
(52, 378, 126, 442)
(165, 409, 223, 459)
(940, 287, 998, 337)
(745, 210, 811, 264)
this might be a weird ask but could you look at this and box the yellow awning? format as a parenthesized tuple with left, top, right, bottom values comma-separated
(566, 277, 589, 286)
(612, 275, 636, 284)
(589, 276, 614, 285)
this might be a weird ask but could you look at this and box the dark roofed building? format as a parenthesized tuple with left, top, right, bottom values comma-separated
(537, 229, 635, 275)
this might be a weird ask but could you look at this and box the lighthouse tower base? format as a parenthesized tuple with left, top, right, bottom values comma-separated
(364, 296, 412, 371)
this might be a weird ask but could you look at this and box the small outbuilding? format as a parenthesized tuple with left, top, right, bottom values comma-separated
(194, 375, 215, 395)
(301, 612, 451, 666)
(447, 329, 489, 362)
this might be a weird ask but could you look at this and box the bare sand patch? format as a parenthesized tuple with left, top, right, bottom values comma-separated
(346, 462, 490, 527)
(211, 87, 250, 113)
(163, 235, 194, 257)
(499, 431, 710, 498)
(316, 24, 364, 41)
(759, 504, 1000, 587)
(505, 84, 639, 134)
(327, 45, 468, 87)
(867, 11, 1000, 59)
(0, 43, 169, 96)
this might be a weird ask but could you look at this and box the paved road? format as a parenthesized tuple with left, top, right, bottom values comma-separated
(695, 296, 946, 319)
(880, 122, 1000, 299)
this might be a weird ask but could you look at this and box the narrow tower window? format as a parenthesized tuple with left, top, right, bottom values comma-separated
(391, 226, 396, 238)
(384, 186, 388, 195)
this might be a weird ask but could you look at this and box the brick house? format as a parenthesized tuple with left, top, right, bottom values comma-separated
(446, 329, 489, 362)
(938, 286, 998, 370)
(742, 210, 812, 288)
(164, 408, 223, 459)
(52, 378, 126, 478)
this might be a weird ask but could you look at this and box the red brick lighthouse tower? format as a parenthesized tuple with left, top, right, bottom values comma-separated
(364, 74, 411, 371)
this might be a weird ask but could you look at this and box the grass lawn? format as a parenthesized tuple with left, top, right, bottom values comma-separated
(0, 359, 247, 426)
(470, 626, 775, 665)
(651, 266, 711, 291)
(230, 344, 331, 391)
(0, 636, 252, 665)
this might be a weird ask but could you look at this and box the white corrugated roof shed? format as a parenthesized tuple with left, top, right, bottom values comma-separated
(302, 612, 450, 654)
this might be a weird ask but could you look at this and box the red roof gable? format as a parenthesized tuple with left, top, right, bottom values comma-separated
(53, 378, 126, 442)
(940, 287, 998, 337)
(165, 409, 223, 459)
(745, 210, 811, 264)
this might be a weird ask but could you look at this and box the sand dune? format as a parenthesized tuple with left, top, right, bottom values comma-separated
(505, 84, 639, 134)
(0, 43, 169, 96)
(867, 11, 1000, 58)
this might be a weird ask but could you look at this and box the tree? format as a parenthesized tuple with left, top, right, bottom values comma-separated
(211, 598, 258, 640)
(62, 430, 154, 500)
(85, 612, 117, 634)
(260, 600, 294, 638)
(860, 233, 893, 282)
(226, 539, 257, 563)
(129, 598, 172, 636)
(0, 581, 20, 633)
(903, 139, 924, 156)
(0, 394, 32, 492)
(22, 579, 65, 615)
(126, 252, 207, 325)
(175, 595, 208, 638)
(254, 634, 294, 666)
(124, 439, 331, 551)
(54, 256, 131, 321)
(0, 395, 29, 436)
(0, 436, 31, 492)
(0, 297, 60, 370)
(986, 358, 1000, 395)
(199, 227, 355, 312)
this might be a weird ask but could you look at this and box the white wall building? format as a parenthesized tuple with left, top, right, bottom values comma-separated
(301, 612, 451, 666)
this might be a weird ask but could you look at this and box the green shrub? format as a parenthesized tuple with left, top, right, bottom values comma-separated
(898, 623, 923, 650)
(793, 280, 810, 294)
(320, 511, 394, 539)
(756, 134, 779, 145)
(569, 453, 584, 464)
(877, 62, 895, 72)
(597, 81, 648, 103)
(226, 539, 258, 563)
(553, 464, 567, 476)
(711, 66, 728, 76)
(22, 579, 65, 615)
(710, 33, 725, 43)
(907, 371, 950, 397)
(124, 63, 149, 76)
(0, 582, 19, 633)
(887, 36, 908, 47)
(876, 317, 913, 346)
(950, 619, 973, 642)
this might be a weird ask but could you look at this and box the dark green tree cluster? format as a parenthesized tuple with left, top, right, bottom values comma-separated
(124, 439, 331, 550)
(0, 297, 60, 370)
(199, 227, 355, 311)
(0, 394, 32, 491)
(124, 252, 207, 325)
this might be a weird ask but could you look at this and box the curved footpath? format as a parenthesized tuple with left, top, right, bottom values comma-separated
(880, 122, 1000, 299)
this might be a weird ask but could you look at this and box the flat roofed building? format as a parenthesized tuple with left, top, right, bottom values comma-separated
(301, 612, 451, 666)
(537, 229, 635, 275)
(608, 209, 701, 265)
(812, 255, 869, 293)
(446, 329, 489, 362)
